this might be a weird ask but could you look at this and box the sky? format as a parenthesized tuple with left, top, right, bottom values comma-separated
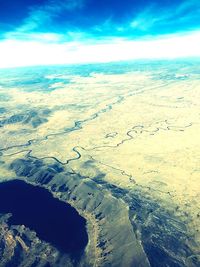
(0, 0, 200, 68)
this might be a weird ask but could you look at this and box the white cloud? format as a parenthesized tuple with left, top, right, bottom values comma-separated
(130, 1, 200, 31)
(4, 31, 63, 43)
(0, 31, 200, 68)
(130, 5, 163, 31)
(4, 0, 84, 38)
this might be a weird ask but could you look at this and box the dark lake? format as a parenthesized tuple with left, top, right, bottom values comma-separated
(0, 179, 88, 256)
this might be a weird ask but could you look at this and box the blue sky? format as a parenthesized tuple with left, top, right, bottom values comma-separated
(0, 0, 200, 67)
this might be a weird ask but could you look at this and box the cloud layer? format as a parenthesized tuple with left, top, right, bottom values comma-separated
(0, 0, 200, 67)
(1, 31, 200, 68)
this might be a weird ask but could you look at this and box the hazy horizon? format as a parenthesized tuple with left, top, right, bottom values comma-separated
(0, 0, 200, 68)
